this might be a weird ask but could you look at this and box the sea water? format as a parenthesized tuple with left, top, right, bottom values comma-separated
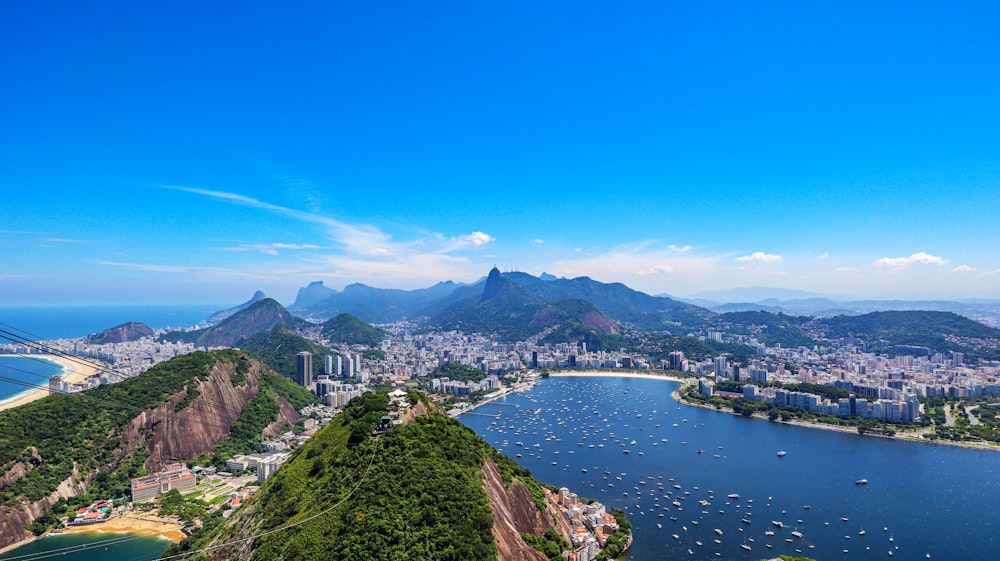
(460, 375, 1000, 561)
(0, 532, 170, 561)
(0, 304, 222, 340)
(0, 356, 64, 403)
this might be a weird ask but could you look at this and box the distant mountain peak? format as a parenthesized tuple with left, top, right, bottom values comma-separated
(539, 272, 558, 281)
(207, 290, 268, 324)
(480, 267, 505, 302)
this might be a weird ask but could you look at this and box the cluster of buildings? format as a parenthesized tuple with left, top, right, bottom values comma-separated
(545, 487, 621, 561)
(130, 463, 197, 502)
(427, 373, 501, 396)
(61, 499, 119, 526)
(225, 450, 292, 481)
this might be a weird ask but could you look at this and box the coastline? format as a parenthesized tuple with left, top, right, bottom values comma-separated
(55, 513, 186, 543)
(0, 354, 99, 412)
(538, 370, 1000, 454)
(548, 370, 687, 383)
(671, 381, 1000, 453)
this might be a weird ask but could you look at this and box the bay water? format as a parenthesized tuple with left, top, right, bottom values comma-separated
(460, 375, 1000, 561)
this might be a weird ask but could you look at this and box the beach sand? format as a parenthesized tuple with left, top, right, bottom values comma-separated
(58, 513, 186, 543)
(0, 354, 100, 412)
(548, 370, 687, 383)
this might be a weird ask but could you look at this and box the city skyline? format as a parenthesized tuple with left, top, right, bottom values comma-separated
(2, 1, 999, 305)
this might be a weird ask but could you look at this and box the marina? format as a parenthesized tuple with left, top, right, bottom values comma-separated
(460, 374, 1000, 561)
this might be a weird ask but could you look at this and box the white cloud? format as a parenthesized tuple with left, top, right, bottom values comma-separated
(532, 238, 544, 245)
(736, 252, 783, 263)
(461, 231, 495, 246)
(952, 265, 977, 273)
(819, 251, 830, 260)
(574, 248, 583, 253)
(668, 244, 692, 252)
(873, 251, 949, 269)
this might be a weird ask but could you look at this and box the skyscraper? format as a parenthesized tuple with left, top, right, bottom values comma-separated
(296, 352, 313, 388)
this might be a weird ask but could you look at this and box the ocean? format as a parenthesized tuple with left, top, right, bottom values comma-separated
(0, 532, 170, 561)
(0, 304, 222, 341)
(0, 356, 65, 404)
(460, 375, 1000, 561)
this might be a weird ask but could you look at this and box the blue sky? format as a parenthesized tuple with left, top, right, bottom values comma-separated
(2, 1, 999, 305)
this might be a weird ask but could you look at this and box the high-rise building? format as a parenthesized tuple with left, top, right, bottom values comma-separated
(342, 354, 354, 378)
(668, 351, 685, 371)
(714, 356, 728, 378)
(324, 355, 334, 376)
(296, 352, 313, 388)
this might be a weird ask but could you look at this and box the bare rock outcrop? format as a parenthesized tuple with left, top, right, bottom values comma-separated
(482, 459, 571, 561)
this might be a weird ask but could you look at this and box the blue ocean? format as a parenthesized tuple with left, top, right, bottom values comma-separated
(0, 304, 221, 340)
(0, 356, 65, 403)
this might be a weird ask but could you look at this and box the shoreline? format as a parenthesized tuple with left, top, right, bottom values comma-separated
(548, 370, 687, 383)
(671, 381, 1000, 453)
(537, 370, 1000, 454)
(55, 513, 186, 543)
(0, 354, 99, 412)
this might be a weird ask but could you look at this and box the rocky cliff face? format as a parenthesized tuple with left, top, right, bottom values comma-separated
(125, 359, 268, 472)
(0, 354, 287, 550)
(481, 459, 572, 561)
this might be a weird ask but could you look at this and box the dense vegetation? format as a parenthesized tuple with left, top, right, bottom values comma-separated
(540, 320, 629, 352)
(210, 372, 319, 463)
(174, 396, 568, 561)
(426, 362, 489, 383)
(160, 299, 306, 347)
(0, 351, 233, 509)
(637, 333, 755, 365)
(1, 350, 316, 537)
(320, 313, 386, 346)
(239, 325, 332, 381)
(714, 311, 817, 348)
(819, 310, 1000, 360)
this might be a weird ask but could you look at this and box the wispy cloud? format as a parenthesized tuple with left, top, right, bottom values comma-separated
(873, 251, 948, 269)
(736, 251, 783, 263)
(640, 264, 674, 275)
(952, 265, 977, 273)
(668, 244, 692, 252)
(819, 251, 830, 260)
(164, 185, 393, 255)
(532, 238, 544, 245)
(216, 243, 325, 255)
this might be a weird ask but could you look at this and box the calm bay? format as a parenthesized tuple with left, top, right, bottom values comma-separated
(460, 375, 1000, 561)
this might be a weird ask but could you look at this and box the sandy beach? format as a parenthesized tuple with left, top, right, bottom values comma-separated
(58, 513, 186, 543)
(548, 370, 687, 383)
(0, 354, 100, 412)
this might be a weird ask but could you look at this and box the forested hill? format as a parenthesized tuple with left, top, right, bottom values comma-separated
(0, 350, 316, 550)
(320, 313, 386, 346)
(817, 310, 1000, 359)
(169, 395, 595, 561)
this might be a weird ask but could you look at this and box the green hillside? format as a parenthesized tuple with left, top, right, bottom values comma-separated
(820, 310, 1000, 359)
(169, 395, 569, 561)
(320, 313, 386, 346)
(239, 324, 333, 381)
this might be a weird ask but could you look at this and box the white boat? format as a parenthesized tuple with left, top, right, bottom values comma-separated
(777, 450, 787, 457)
(855, 478, 868, 485)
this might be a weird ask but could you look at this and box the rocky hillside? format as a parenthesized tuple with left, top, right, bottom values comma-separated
(168, 395, 589, 561)
(0, 350, 314, 550)
(163, 298, 307, 348)
(85, 321, 154, 344)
